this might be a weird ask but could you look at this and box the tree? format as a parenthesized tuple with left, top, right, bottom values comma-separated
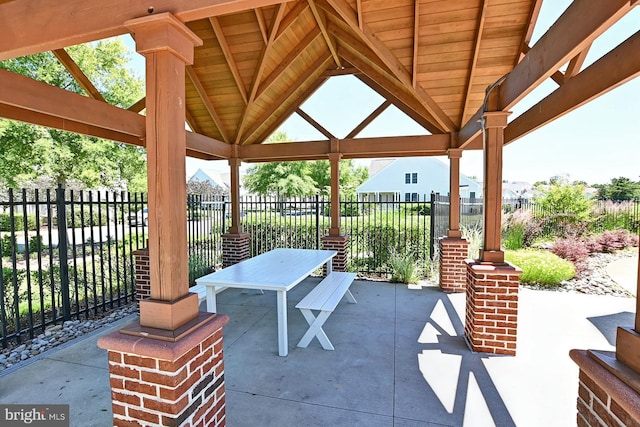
(243, 132, 369, 198)
(594, 177, 640, 201)
(533, 181, 593, 222)
(0, 39, 147, 191)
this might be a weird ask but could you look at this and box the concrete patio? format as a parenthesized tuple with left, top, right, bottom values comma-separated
(0, 278, 636, 426)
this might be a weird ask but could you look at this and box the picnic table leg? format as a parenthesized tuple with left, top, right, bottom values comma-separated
(206, 286, 217, 313)
(326, 259, 333, 275)
(276, 290, 288, 356)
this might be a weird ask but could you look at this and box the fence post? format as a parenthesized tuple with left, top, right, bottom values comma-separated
(315, 194, 320, 249)
(56, 184, 71, 321)
(429, 192, 436, 260)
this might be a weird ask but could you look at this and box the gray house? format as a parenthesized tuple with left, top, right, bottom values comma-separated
(356, 157, 481, 202)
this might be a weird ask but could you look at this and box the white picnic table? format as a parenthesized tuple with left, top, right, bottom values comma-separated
(196, 248, 336, 356)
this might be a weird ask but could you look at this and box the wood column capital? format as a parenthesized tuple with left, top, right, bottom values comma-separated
(447, 148, 463, 159)
(482, 111, 510, 129)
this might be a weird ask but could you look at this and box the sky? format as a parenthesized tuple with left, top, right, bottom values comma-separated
(124, 1, 640, 186)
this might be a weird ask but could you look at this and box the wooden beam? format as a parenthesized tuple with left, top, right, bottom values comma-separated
(0, 0, 290, 59)
(499, 0, 634, 110)
(186, 130, 232, 159)
(345, 100, 390, 138)
(308, 0, 341, 68)
(356, 0, 363, 31)
(185, 109, 202, 134)
(52, 48, 106, 102)
(252, 76, 328, 144)
(238, 134, 450, 161)
(320, 67, 359, 77)
(255, 8, 269, 44)
(411, 0, 419, 88)
(325, 0, 456, 133)
(460, 0, 487, 127)
(128, 97, 146, 112)
(505, 29, 640, 144)
(209, 16, 249, 104)
(235, 3, 287, 143)
(0, 68, 145, 138)
(295, 108, 335, 139)
(274, 1, 309, 41)
(517, 0, 543, 64)
(0, 103, 143, 146)
(185, 65, 231, 143)
(564, 46, 591, 81)
(256, 26, 321, 98)
(240, 54, 332, 144)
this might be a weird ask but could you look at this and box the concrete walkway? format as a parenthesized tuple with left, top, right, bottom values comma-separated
(606, 253, 639, 296)
(0, 279, 636, 426)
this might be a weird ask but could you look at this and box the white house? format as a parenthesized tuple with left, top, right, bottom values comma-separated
(356, 157, 481, 202)
(188, 168, 231, 192)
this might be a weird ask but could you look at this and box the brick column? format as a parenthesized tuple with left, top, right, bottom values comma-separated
(464, 260, 522, 356)
(570, 350, 640, 426)
(322, 234, 349, 272)
(439, 237, 469, 292)
(133, 248, 150, 310)
(98, 315, 229, 427)
(222, 232, 250, 268)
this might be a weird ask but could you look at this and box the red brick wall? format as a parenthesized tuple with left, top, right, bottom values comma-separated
(439, 237, 469, 292)
(133, 249, 150, 310)
(321, 235, 348, 272)
(221, 232, 250, 268)
(571, 350, 640, 427)
(464, 260, 521, 356)
(99, 316, 229, 427)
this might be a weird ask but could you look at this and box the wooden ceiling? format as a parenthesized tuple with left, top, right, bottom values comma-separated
(0, 0, 639, 162)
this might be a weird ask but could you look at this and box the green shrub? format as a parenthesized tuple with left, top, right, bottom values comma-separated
(389, 251, 421, 284)
(0, 213, 38, 231)
(505, 249, 575, 287)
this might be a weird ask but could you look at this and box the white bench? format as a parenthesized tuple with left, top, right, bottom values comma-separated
(190, 284, 227, 305)
(295, 272, 357, 350)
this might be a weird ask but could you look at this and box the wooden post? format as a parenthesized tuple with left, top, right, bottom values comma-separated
(125, 13, 204, 333)
(328, 150, 342, 236)
(228, 157, 242, 234)
(480, 111, 510, 264)
(447, 148, 462, 238)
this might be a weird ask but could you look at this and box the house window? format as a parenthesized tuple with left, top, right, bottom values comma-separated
(405, 173, 411, 184)
(412, 173, 418, 184)
(405, 193, 411, 202)
(470, 192, 476, 199)
(411, 193, 418, 202)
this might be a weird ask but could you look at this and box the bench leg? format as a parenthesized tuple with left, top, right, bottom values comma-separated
(344, 289, 357, 304)
(297, 309, 334, 350)
(206, 286, 217, 313)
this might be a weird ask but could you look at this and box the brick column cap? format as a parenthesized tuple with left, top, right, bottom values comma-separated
(321, 234, 348, 242)
(133, 248, 149, 256)
(439, 237, 469, 243)
(222, 232, 250, 238)
(465, 259, 523, 275)
(98, 314, 228, 361)
(570, 349, 640, 420)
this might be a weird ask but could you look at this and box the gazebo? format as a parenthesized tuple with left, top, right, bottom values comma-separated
(1, 0, 638, 425)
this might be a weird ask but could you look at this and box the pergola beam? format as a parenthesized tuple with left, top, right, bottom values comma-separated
(460, 0, 487, 127)
(209, 16, 249, 104)
(295, 108, 336, 139)
(457, 0, 634, 148)
(308, 0, 341, 68)
(345, 100, 390, 138)
(506, 29, 640, 144)
(52, 49, 106, 102)
(186, 65, 231, 143)
(0, 0, 290, 60)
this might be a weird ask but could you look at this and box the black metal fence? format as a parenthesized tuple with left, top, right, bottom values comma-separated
(3, 187, 639, 347)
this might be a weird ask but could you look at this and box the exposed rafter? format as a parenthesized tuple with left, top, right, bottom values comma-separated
(274, 1, 309, 41)
(460, 0, 487, 127)
(0, 0, 289, 60)
(324, 0, 456, 133)
(235, 3, 287, 143)
(564, 46, 591, 82)
(506, 29, 640, 144)
(209, 16, 249, 104)
(517, 0, 544, 64)
(254, 8, 269, 44)
(308, 0, 341, 68)
(411, 0, 419, 88)
(127, 97, 146, 113)
(52, 48, 106, 102)
(186, 65, 231, 143)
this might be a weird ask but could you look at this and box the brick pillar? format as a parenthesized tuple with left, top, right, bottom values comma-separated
(98, 315, 229, 427)
(464, 260, 522, 356)
(133, 248, 150, 311)
(570, 350, 640, 426)
(439, 237, 469, 292)
(321, 234, 349, 272)
(222, 232, 250, 268)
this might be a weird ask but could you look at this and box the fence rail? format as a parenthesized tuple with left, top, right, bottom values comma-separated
(2, 188, 638, 347)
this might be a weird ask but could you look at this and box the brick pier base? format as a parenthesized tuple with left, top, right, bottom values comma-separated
(221, 232, 250, 268)
(570, 349, 640, 426)
(439, 237, 469, 292)
(321, 234, 349, 272)
(464, 260, 522, 356)
(133, 248, 150, 312)
(98, 315, 229, 427)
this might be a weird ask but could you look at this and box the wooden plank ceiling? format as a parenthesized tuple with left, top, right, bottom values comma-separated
(180, 0, 539, 145)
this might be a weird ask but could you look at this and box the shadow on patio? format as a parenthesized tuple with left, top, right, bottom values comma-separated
(1, 279, 635, 426)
